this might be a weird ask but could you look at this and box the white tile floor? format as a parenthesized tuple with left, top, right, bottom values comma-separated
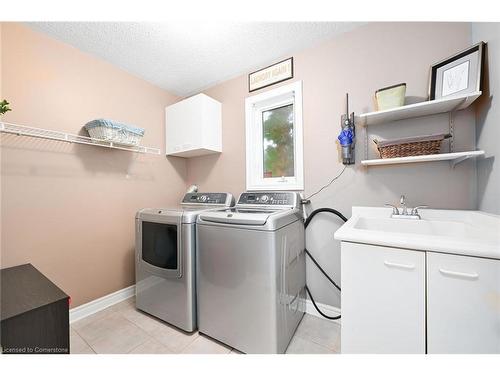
(70, 297, 341, 354)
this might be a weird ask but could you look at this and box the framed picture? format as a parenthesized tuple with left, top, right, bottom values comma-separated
(429, 41, 485, 101)
(249, 57, 293, 92)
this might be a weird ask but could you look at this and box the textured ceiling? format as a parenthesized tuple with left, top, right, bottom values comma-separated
(27, 22, 363, 96)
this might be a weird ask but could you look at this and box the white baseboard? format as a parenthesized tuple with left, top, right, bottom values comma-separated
(69, 285, 135, 323)
(69, 284, 339, 325)
(303, 298, 341, 324)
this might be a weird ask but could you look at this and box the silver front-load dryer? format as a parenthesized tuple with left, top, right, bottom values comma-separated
(135, 192, 234, 332)
(196, 192, 306, 353)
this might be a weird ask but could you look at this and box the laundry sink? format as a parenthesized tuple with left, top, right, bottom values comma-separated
(334, 207, 500, 259)
(353, 217, 469, 237)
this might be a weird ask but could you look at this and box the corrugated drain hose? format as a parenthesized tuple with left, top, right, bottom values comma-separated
(304, 207, 347, 320)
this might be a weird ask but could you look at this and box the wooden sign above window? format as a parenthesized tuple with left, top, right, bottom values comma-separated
(248, 57, 294, 92)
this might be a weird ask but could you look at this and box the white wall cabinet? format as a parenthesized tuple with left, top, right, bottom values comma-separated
(165, 93, 222, 157)
(341, 242, 426, 353)
(341, 242, 500, 354)
(427, 252, 500, 354)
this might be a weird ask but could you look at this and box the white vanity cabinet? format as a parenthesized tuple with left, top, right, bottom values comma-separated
(341, 241, 500, 354)
(335, 206, 500, 353)
(427, 252, 500, 354)
(341, 242, 426, 353)
(165, 93, 222, 157)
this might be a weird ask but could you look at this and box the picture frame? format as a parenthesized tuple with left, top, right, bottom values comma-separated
(428, 41, 485, 101)
(248, 57, 294, 92)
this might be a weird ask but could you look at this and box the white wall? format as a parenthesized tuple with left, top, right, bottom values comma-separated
(472, 23, 500, 215)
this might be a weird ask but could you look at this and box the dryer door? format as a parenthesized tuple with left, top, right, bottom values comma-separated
(136, 211, 183, 279)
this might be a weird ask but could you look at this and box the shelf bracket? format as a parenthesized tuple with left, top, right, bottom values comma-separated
(451, 155, 471, 168)
(364, 123, 368, 163)
(448, 111, 455, 154)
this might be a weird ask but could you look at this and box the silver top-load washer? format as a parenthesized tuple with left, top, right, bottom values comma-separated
(196, 191, 306, 353)
(135, 192, 234, 332)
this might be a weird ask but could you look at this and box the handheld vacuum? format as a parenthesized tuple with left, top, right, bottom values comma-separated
(338, 93, 355, 165)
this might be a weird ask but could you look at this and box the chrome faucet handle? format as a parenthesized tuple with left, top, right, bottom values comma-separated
(411, 205, 428, 216)
(384, 204, 400, 215)
(399, 195, 408, 215)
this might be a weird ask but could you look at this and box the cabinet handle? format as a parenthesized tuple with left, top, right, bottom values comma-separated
(383, 261, 415, 270)
(439, 268, 479, 280)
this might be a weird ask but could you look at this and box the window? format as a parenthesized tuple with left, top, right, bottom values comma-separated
(245, 81, 304, 190)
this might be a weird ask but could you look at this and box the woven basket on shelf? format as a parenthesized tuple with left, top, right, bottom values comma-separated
(374, 133, 451, 159)
(84, 119, 145, 147)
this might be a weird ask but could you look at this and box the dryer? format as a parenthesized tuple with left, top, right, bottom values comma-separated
(196, 191, 306, 353)
(135, 192, 234, 332)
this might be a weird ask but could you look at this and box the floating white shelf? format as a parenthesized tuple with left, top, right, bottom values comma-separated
(0, 122, 161, 155)
(361, 150, 485, 167)
(357, 91, 482, 126)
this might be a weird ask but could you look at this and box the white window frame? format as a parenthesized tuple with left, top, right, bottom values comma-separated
(245, 81, 304, 191)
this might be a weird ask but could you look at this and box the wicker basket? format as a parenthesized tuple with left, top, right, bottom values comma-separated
(374, 133, 451, 159)
(84, 119, 145, 146)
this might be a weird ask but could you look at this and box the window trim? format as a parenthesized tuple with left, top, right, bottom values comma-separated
(245, 80, 304, 191)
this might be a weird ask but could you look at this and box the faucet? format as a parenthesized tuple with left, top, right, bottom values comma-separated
(400, 195, 408, 215)
(385, 195, 428, 220)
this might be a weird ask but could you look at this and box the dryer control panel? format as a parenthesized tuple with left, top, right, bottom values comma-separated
(181, 192, 234, 205)
(237, 192, 299, 207)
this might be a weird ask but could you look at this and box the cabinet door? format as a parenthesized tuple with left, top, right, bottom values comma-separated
(341, 242, 426, 353)
(427, 252, 500, 353)
(165, 94, 221, 157)
(165, 96, 203, 154)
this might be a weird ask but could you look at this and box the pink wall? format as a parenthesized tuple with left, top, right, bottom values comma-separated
(1, 22, 478, 310)
(0, 23, 186, 306)
(0, 23, 3, 98)
(187, 22, 476, 307)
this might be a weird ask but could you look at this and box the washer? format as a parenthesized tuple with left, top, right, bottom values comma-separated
(196, 191, 306, 353)
(135, 192, 234, 332)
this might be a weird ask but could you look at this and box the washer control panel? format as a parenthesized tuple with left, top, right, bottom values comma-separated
(181, 192, 233, 205)
(237, 192, 298, 207)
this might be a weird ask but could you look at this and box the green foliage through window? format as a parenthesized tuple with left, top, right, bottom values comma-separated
(262, 104, 294, 178)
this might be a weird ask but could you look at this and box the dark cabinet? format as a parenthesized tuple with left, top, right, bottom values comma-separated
(1, 264, 70, 354)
